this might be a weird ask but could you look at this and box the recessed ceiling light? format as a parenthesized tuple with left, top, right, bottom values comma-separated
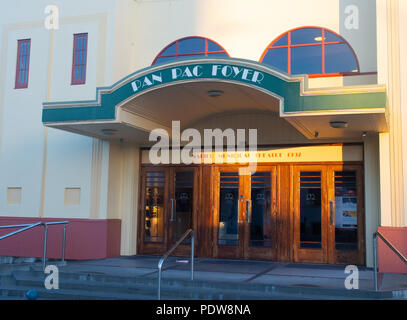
(207, 90, 223, 97)
(101, 128, 118, 135)
(330, 121, 348, 129)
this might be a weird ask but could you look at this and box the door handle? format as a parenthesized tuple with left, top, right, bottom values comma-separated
(246, 200, 252, 224)
(329, 200, 335, 226)
(170, 198, 175, 222)
(174, 199, 177, 222)
(237, 199, 240, 223)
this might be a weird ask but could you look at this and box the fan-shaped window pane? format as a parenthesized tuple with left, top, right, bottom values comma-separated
(178, 37, 205, 54)
(153, 37, 229, 65)
(291, 45, 322, 74)
(325, 43, 358, 73)
(272, 34, 288, 47)
(155, 56, 175, 64)
(291, 28, 321, 45)
(207, 52, 229, 58)
(262, 48, 288, 73)
(207, 41, 224, 52)
(260, 27, 359, 76)
(325, 30, 343, 43)
(161, 43, 176, 56)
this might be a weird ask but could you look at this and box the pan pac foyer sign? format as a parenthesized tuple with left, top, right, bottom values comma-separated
(42, 58, 387, 124)
(130, 63, 266, 93)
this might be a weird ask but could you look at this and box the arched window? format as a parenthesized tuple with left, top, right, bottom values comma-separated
(260, 27, 360, 77)
(152, 36, 229, 65)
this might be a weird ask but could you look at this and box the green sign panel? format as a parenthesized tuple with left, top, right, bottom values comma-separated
(42, 58, 386, 123)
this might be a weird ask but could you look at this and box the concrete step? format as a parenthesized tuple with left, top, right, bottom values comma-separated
(9, 269, 393, 300)
(0, 263, 33, 276)
(0, 284, 157, 300)
(11, 270, 303, 300)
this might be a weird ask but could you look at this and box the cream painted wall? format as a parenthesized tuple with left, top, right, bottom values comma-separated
(0, 25, 49, 217)
(398, 0, 407, 227)
(128, 0, 342, 72)
(107, 142, 140, 255)
(364, 133, 380, 267)
(376, 0, 405, 227)
(0, 1, 117, 221)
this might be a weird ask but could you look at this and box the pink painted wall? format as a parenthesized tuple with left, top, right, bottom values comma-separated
(378, 226, 407, 274)
(0, 217, 121, 260)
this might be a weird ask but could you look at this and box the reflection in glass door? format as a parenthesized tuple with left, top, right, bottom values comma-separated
(218, 172, 240, 247)
(144, 171, 166, 243)
(293, 166, 328, 263)
(246, 169, 276, 260)
(334, 171, 358, 250)
(171, 171, 194, 245)
(250, 172, 272, 247)
(139, 168, 169, 255)
(329, 166, 364, 265)
(299, 171, 322, 249)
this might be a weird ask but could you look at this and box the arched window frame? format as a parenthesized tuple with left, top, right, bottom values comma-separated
(152, 36, 229, 65)
(259, 26, 361, 78)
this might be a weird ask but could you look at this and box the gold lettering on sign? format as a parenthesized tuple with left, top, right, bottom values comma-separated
(142, 145, 363, 164)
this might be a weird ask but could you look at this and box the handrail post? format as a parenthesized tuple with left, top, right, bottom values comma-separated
(61, 224, 67, 264)
(157, 229, 194, 300)
(373, 233, 378, 291)
(158, 263, 162, 300)
(191, 231, 194, 281)
(42, 224, 48, 271)
(0, 221, 68, 270)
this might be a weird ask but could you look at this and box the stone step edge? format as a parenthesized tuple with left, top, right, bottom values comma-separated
(11, 270, 396, 299)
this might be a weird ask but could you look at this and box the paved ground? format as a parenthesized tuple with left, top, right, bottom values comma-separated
(47, 255, 407, 293)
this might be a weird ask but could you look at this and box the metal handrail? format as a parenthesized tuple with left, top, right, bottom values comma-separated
(373, 231, 407, 291)
(157, 229, 194, 300)
(0, 221, 69, 270)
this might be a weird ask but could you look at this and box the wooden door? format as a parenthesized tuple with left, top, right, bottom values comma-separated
(213, 166, 277, 260)
(245, 166, 278, 260)
(213, 166, 246, 259)
(293, 165, 329, 263)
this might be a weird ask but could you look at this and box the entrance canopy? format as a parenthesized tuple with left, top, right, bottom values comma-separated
(42, 58, 388, 142)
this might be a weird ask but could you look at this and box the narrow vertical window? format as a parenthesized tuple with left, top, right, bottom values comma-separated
(15, 39, 31, 89)
(71, 33, 88, 85)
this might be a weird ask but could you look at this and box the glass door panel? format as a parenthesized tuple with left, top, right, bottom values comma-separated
(328, 165, 365, 265)
(173, 171, 194, 244)
(144, 171, 165, 243)
(215, 166, 276, 260)
(293, 166, 328, 264)
(299, 172, 322, 249)
(250, 172, 272, 248)
(139, 167, 169, 255)
(218, 172, 239, 246)
(334, 171, 358, 251)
